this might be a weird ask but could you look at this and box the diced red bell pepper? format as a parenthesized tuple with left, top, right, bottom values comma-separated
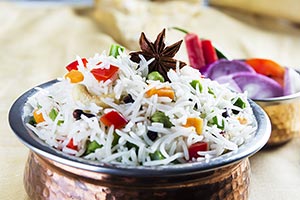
(201, 40, 218, 66)
(188, 142, 208, 159)
(100, 110, 128, 129)
(66, 58, 88, 71)
(91, 65, 119, 82)
(66, 138, 78, 150)
(185, 33, 205, 70)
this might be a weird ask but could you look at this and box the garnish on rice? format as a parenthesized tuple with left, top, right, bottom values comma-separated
(25, 29, 257, 166)
(130, 29, 186, 81)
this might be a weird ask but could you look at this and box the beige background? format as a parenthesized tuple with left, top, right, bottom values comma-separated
(1, 1, 300, 199)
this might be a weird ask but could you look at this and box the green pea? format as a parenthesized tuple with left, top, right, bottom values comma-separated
(150, 111, 173, 128)
(190, 80, 203, 92)
(85, 140, 103, 155)
(149, 151, 165, 160)
(147, 71, 165, 82)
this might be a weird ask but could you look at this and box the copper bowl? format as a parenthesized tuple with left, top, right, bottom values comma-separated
(9, 80, 271, 200)
(254, 89, 300, 147)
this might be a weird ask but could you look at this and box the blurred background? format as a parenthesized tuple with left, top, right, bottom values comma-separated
(1, 0, 300, 199)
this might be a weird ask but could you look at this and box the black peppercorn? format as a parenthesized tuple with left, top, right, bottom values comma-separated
(222, 109, 229, 118)
(147, 130, 158, 141)
(73, 109, 83, 120)
(123, 94, 134, 103)
(73, 109, 95, 120)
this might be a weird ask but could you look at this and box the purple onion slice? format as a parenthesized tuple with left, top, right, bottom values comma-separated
(205, 59, 255, 80)
(215, 75, 242, 93)
(283, 67, 293, 96)
(232, 72, 283, 99)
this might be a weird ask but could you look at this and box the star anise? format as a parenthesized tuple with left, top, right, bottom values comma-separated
(130, 29, 186, 81)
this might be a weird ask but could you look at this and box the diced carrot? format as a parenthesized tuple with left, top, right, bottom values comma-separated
(65, 70, 84, 83)
(245, 58, 285, 86)
(237, 117, 247, 125)
(146, 87, 175, 100)
(184, 117, 203, 135)
(33, 109, 45, 123)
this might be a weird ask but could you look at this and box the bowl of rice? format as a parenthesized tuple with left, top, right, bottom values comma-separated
(9, 30, 271, 200)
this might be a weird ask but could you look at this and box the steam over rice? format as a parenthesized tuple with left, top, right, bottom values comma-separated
(25, 50, 257, 166)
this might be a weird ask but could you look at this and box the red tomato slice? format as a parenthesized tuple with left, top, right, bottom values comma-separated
(66, 58, 88, 71)
(245, 58, 285, 86)
(188, 142, 208, 159)
(100, 110, 128, 129)
(91, 65, 119, 82)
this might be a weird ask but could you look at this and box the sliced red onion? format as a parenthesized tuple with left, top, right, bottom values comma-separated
(283, 67, 293, 96)
(205, 59, 255, 80)
(215, 75, 242, 93)
(232, 72, 283, 99)
(283, 67, 300, 96)
(199, 64, 210, 75)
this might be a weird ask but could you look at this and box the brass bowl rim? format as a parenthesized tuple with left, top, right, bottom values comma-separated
(253, 90, 300, 102)
(9, 79, 271, 177)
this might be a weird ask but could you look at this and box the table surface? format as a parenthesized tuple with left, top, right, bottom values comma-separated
(1, 1, 300, 199)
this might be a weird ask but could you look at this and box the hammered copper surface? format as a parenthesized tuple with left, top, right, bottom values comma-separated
(256, 100, 300, 146)
(24, 152, 250, 200)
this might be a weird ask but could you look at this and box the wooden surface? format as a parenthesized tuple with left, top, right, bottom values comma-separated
(1, 1, 300, 199)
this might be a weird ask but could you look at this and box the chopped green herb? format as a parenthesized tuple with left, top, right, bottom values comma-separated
(149, 151, 165, 160)
(208, 87, 216, 97)
(49, 108, 58, 121)
(112, 132, 120, 147)
(57, 120, 64, 126)
(125, 142, 138, 150)
(232, 97, 246, 114)
(49, 108, 64, 125)
(28, 116, 36, 126)
(212, 116, 225, 130)
(151, 111, 173, 128)
(85, 140, 103, 155)
(190, 80, 203, 92)
(234, 97, 246, 109)
(109, 44, 125, 58)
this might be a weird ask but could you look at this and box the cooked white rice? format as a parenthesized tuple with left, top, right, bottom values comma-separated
(25, 50, 257, 166)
